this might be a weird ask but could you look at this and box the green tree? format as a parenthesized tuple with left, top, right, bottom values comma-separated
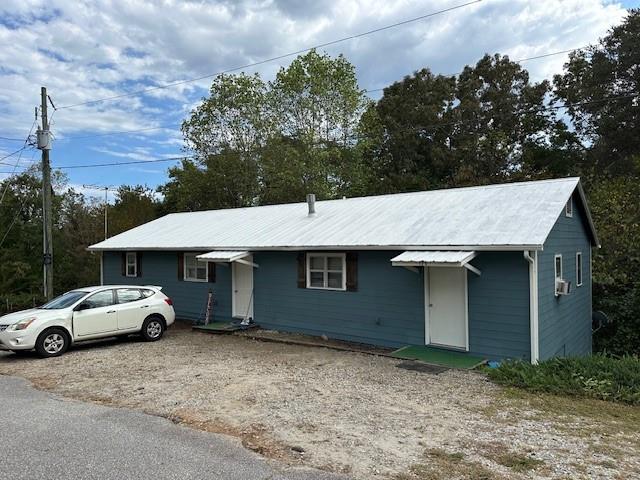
(109, 185, 160, 236)
(264, 50, 370, 202)
(361, 55, 556, 193)
(453, 54, 553, 184)
(554, 9, 640, 176)
(162, 73, 269, 211)
(163, 50, 370, 210)
(360, 69, 457, 193)
(587, 171, 640, 355)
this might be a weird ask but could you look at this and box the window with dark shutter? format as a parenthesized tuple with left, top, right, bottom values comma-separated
(121, 252, 126, 276)
(136, 252, 143, 277)
(177, 253, 184, 281)
(346, 252, 358, 291)
(297, 252, 306, 288)
(208, 262, 216, 283)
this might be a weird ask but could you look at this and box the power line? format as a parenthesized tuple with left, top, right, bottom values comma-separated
(0, 150, 38, 250)
(0, 136, 26, 142)
(57, 1, 482, 110)
(0, 116, 39, 207)
(0, 145, 29, 162)
(49, 91, 640, 170)
(56, 155, 189, 170)
(63, 124, 179, 140)
(363, 46, 589, 93)
(3, 90, 635, 174)
(56, 45, 587, 141)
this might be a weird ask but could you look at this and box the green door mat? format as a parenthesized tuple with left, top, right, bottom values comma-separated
(193, 322, 258, 333)
(390, 345, 485, 369)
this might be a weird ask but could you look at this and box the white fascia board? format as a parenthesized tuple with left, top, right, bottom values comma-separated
(88, 244, 543, 252)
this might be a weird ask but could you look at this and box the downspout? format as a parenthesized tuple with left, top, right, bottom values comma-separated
(524, 251, 539, 364)
(100, 252, 104, 286)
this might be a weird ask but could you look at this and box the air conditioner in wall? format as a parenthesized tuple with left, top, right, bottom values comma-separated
(556, 279, 572, 296)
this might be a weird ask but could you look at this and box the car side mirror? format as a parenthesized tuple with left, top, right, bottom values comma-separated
(74, 302, 90, 311)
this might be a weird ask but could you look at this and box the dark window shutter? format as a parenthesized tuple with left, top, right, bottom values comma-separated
(297, 252, 306, 288)
(177, 253, 184, 281)
(136, 252, 142, 277)
(346, 252, 358, 292)
(121, 252, 126, 276)
(208, 262, 216, 283)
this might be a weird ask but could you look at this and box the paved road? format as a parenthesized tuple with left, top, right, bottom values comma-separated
(0, 376, 348, 480)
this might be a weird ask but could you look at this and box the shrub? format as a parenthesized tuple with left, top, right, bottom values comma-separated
(0, 292, 46, 316)
(487, 354, 640, 405)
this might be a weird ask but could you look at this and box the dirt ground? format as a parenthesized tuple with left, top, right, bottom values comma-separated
(1, 323, 639, 480)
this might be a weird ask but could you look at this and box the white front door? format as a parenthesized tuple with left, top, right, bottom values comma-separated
(232, 255, 254, 320)
(426, 267, 468, 350)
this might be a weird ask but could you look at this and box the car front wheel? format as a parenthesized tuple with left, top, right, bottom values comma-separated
(141, 316, 164, 342)
(35, 328, 69, 358)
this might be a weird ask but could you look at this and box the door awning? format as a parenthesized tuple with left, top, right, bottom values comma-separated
(391, 251, 480, 275)
(196, 251, 250, 262)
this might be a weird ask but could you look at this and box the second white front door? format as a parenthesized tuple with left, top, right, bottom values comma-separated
(232, 255, 254, 320)
(426, 267, 468, 350)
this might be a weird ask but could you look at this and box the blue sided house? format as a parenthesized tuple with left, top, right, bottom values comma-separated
(89, 177, 599, 363)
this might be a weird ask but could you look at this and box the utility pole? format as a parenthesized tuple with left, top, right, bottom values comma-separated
(83, 184, 116, 240)
(38, 87, 53, 300)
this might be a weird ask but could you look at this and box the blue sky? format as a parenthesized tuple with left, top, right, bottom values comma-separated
(0, 0, 636, 202)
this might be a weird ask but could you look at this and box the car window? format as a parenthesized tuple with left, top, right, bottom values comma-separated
(140, 289, 156, 298)
(117, 288, 143, 304)
(41, 291, 88, 309)
(83, 290, 115, 309)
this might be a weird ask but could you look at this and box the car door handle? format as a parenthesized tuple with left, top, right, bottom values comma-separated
(140, 305, 149, 309)
(107, 310, 116, 314)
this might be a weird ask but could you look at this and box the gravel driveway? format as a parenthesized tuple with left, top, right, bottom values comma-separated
(0, 376, 346, 480)
(0, 324, 638, 479)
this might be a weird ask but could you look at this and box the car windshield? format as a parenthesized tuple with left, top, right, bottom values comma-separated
(40, 291, 88, 309)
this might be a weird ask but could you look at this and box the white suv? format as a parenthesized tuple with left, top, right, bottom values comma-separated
(0, 285, 175, 357)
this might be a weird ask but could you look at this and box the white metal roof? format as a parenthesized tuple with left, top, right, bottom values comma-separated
(391, 251, 477, 266)
(89, 177, 598, 252)
(196, 251, 249, 262)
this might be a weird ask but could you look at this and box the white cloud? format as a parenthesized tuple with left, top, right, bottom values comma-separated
(0, 0, 629, 145)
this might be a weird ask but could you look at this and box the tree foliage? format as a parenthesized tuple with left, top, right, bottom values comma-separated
(162, 49, 370, 209)
(2, 11, 640, 353)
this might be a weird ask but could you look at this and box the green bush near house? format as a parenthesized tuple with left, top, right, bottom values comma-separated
(487, 355, 640, 405)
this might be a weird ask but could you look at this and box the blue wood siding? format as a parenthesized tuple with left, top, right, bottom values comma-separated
(102, 251, 233, 321)
(467, 252, 531, 361)
(253, 251, 425, 347)
(537, 193, 593, 360)
(103, 249, 533, 360)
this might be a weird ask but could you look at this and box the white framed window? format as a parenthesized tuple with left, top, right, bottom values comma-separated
(554, 254, 563, 281)
(184, 253, 208, 282)
(307, 253, 346, 291)
(565, 197, 573, 217)
(554, 254, 563, 295)
(576, 252, 583, 287)
(126, 252, 137, 277)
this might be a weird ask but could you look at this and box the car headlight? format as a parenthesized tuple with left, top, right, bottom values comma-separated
(8, 318, 36, 331)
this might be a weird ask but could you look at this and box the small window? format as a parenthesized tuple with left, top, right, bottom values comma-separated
(141, 289, 156, 298)
(576, 252, 583, 287)
(307, 254, 346, 291)
(565, 197, 573, 217)
(84, 290, 115, 309)
(184, 253, 208, 282)
(126, 252, 137, 277)
(554, 254, 563, 282)
(116, 288, 143, 304)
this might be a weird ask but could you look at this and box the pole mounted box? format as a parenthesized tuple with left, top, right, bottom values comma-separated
(37, 129, 51, 150)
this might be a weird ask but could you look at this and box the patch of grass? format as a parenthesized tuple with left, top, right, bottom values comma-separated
(489, 451, 543, 473)
(395, 448, 500, 480)
(487, 354, 640, 405)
